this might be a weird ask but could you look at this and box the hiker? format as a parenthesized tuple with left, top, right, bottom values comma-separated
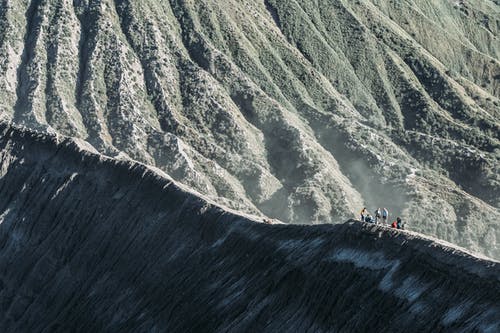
(391, 220, 397, 228)
(382, 208, 388, 225)
(396, 217, 402, 229)
(374, 208, 381, 224)
(365, 214, 374, 223)
(360, 207, 368, 221)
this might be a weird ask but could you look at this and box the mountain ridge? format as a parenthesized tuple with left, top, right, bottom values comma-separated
(0, 120, 499, 332)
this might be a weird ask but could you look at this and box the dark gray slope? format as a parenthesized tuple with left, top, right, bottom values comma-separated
(0, 122, 499, 333)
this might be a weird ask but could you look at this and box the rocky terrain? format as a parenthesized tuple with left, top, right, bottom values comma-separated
(0, 122, 499, 332)
(0, 1, 499, 257)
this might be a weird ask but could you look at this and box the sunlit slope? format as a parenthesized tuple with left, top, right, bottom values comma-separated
(0, 0, 498, 256)
(0, 122, 499, 332)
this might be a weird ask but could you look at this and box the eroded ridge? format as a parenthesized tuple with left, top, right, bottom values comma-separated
(0, 1, 498, 260)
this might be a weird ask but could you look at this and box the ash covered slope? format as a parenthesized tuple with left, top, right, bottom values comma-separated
(0, 1, 499, 254)
(0, 123, 499, 332)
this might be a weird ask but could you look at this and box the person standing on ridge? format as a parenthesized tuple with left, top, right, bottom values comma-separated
(396, 217, 402, 229)
(382, 208, 388, 225)
(360, 207, 368, 221)
(374, 208, 381, 225)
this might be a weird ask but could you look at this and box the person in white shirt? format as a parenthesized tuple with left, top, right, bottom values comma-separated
(382, 208, 388, 225)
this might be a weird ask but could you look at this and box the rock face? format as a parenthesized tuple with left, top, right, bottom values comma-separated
(0, 122, 499, 332)
(0, 1, 499, 257)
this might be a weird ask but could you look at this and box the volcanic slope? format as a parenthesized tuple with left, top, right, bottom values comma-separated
(0, 122, 499, 332)
(0, 0, 499, 258)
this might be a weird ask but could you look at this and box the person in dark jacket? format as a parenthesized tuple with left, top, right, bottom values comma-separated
(374, 208, 381, 224)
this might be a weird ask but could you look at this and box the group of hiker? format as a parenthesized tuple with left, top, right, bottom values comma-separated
(359, 207, 404, 229)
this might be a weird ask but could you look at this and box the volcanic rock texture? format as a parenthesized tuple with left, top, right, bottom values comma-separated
(0, 123, 499, 332)
(0, 0, 499, 258)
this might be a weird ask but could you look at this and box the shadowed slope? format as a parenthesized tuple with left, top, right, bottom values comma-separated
(0, 122, 498, 332)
